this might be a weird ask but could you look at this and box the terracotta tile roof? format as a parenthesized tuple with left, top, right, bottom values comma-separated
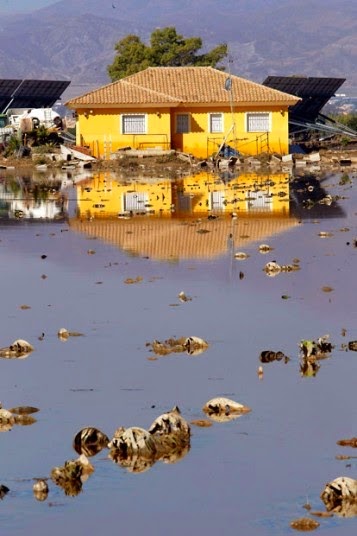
(66, 67, 300, 108)
(69, 215, 300, 260)
(66, 79, 181, 106)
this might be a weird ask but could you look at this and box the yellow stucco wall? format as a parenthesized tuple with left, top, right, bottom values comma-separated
(75, 105, 290, 159)
(76, 108, 171, 159)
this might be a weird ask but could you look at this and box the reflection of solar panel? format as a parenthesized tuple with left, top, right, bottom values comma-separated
(262, 76, 345, 122)
(0, 79, 71, 112)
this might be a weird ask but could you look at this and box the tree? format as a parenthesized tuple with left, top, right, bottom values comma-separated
(108, 27, 227, 81)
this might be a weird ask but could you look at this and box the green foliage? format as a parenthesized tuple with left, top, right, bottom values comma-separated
(331, 113, 357, 132)
(3, 135, 20, 157)
(108, 27, 227, 81)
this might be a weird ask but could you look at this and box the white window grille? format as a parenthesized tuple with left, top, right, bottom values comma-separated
(209, 113, 223, 133)
(122, 114, 146, 134)
(176, 114, 189, 133)
(124, 192, 149, 212)
(246, 112, 270, 132)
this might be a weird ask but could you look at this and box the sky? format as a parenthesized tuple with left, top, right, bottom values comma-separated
(0, 0, 58, 13)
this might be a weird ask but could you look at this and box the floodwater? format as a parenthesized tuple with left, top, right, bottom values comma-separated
(0, 166, 356, 535)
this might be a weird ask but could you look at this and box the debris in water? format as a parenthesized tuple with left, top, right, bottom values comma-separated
(0, 339, 34, 359)
(190, 419, 213, 427)
(202, 397, 251, 422)
(300, 335, 333, 359)
(290, 517, 320, 531)
(124, 276, 143, 284)
(51, 455, 94, 497)
(258, 244, 273, 253)
(320, 476, 357, 516)
(234, 251, 249, 260)
(147, 336, 209, 357)
(348, 341, 357, 351)
(178, 291, 192, 302)
(0, 484, 10, 500)
(337, 437, 357, 448)
(73, 427, 109, 457)
(259, 350, 289, 364)
(33, 479, 49, 501)
(57, 328, 84, 340)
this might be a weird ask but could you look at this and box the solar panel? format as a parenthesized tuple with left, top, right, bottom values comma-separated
(0, 79, 71, 113)
(262, 76, 345, 122)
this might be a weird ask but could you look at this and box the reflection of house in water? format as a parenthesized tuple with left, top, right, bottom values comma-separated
(71, 172, 299, 260)
(0, 177, 68, 221)
(75, 171, 291, 219)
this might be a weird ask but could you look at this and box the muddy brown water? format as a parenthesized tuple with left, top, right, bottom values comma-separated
(0, 168, 356, 535)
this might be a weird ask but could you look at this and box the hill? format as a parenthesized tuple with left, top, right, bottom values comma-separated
(0, 0, 356, 102)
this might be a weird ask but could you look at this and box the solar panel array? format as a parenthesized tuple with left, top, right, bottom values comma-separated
(262, 76, 345, 122)
(0, 79, 71, 113)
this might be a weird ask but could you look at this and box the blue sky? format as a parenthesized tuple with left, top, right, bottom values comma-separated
(0, 0, 58, 13)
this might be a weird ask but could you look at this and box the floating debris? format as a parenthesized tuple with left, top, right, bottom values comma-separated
(33, 479, 49, 502)
(321, 286, 334, 293)
(318, 231, 333, 238)
(290, 517, 320, 531)
(259, 350, 290, 364)
(8, 406, 39, 415)
(73, 427, 109, 457)
(348, 341, 357, 351)
(178, 291, 192, 302)
(264, 260, 300, 277)
(320, 476, 357, 516)
(108, 427, 156, 458)
(0, 407, 15, 431)
(234, 251, 249, 260)
(14, 415, 37, 426)
(258, 244, 274, 254)
(202, 397, 251, 422)
(310, 511, 333, 518)
(19, 304, 31, 310)
(190, 419, 213, 428)
(57, 328, 84, 340)
(0, 484, 9, 500)
(51, 455, 94, 497)
(147, 336, 209, 357)
(0, 339, 34, 359)
(124, 276, 143, 284)
(149, 406, 191, 463)
(300, 335, 333, 359)
(300, 358, 320, 378)
(337, 437, 357, 448)
(264, 261, 281, 276)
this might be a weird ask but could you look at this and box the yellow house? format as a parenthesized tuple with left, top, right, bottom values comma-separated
(65, 67, 300, 159)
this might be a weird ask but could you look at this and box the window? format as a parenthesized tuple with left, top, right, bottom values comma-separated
(246, 112, 270, 132)
(122, 114, 146, 134)
(209, 113, 223, 133)
(176, 114, 189, 133)
(124, 192, 149, 212)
